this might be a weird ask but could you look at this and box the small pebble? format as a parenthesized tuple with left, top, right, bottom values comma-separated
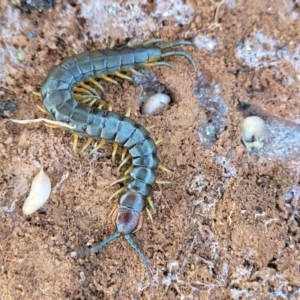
(70, 251, 77, 258)
(22, 169, 51, 215)
(141, 93, 171, 115)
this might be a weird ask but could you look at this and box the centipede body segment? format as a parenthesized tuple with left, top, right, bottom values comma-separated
(39, 39, 196, 283)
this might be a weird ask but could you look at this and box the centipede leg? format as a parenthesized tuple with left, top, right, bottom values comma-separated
(121, 149, 128, 162)
(161, 50, 196, 70)
(145, 207, 153, 223)
(155, 138, 164, 146)
(124, 164, 133, 176)
(90, 139, 106, 154)
(87, 78, 107, 98)
(117, 153, 131, 171)
(32, 91, 42, 97)
(155, 179, 172, 185)
(81, 137, 93, 152)
(74, 87, 93, 95)
(128, 68, 145, 78)
(146, 125, 156, 131)
(73, 134, 79, 155)
(158, 163, 172, 174)
(100, 75, 122, 91)
(114, 71, 134, 83)
(37, 104, 47, 113)
(79, 82, 100, 98)
(147, 196, 154, 210)
(108, 187, 125, 201)
(111, 142, 119, 163)
(110, 175, 130, 186)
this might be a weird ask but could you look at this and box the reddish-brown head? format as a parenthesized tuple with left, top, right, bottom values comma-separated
(112, 190, 147, 234)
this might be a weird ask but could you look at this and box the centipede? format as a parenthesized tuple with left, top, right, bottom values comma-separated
(13, 39, 196, 284)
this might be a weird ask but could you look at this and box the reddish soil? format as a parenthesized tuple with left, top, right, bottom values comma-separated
(0, 0, 300, 299)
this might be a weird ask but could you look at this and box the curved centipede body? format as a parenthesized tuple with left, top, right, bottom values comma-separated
(39, 39, 196, 283)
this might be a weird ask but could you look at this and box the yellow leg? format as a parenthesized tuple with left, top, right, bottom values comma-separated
(87, 98, 98, 107)
(108, 103, 113, 111)
(155, 138, 164, 146)
(111, 143, 118, 163)
(80, 97, 93, 105)
(74, 94, 98, 102)
(73, 134, 79, 155)
(88, 78, 106, 97)
(79, 82, 100, 98)
(81, 137, 93, 152)
(147, 196, 154, 210)
(125, 107, 131, 117)
(124, 164, 133, 176)
(74, 87, 93, 95)
(117, 153, 131, 171)
(146, 207, 153, 223)
(108, 187, 125, 201)
(109, 40, 116, 48)
(67, 49, 78, 56)
(121, 148, 128, 162)
(37, 104, 46, 113)
(146, 125, 156, 131)
(110, 175, 130, 186)
(115, 71, 134, 83)
(90, 139, 106, 154)
(32, 91, 42, 97)
(128, 68, 145, 77)
(158, 163, 172, 174)
(101, 75, 122, 90)
(155, 179, 172, 185)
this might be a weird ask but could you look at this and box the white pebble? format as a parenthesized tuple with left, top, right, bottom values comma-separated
(241, 116, 267, 149)
(22, 169, 51, 215)
(141, 93, 171, 115)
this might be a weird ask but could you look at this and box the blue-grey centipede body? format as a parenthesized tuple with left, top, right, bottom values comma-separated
(40, 40, 196, 283)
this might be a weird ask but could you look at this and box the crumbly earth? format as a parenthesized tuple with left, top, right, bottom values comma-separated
(0, 0, 300, 299)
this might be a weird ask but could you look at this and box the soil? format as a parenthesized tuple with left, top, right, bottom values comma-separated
(0, 0, 300, 299)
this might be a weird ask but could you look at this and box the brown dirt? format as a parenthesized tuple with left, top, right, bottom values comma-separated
(1, 0, 300, 299)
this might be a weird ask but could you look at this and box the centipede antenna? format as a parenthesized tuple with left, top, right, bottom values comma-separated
(88, 231, 121, 254)
(124, 234, 152, 285)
